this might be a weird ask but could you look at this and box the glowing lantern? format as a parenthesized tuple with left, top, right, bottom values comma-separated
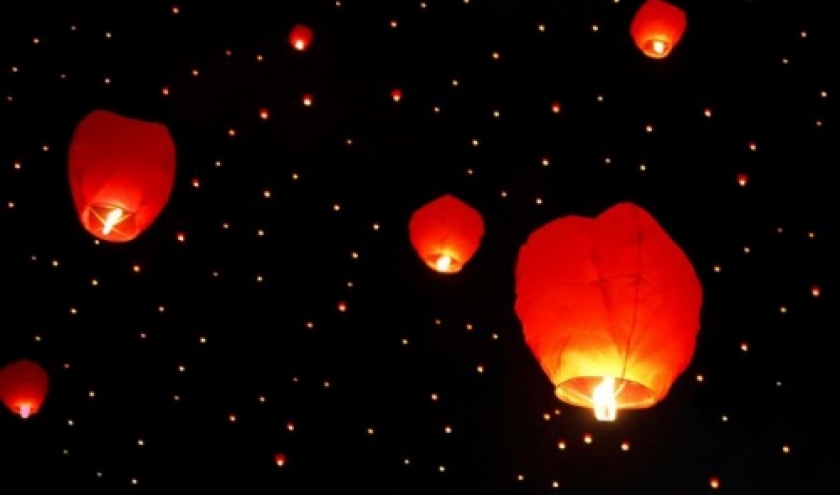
(68, 109, 176, 243)
(514, 202, 702, 421)
(737, 173, 748, 186)
(408, 194, 484, 274)
(391, 88, 403, 102)
(289, 24, 313, 51)
(630, 0, 687, 59)
(274, 452, 286, 466)
(0, 359, 49, 419)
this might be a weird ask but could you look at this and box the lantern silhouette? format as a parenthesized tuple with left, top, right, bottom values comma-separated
(289, 24, 313, 51)
(630, 0, 687, 59)
(68, 109, 176, 243)
(514, 202, 702, 421)
(0, 359, 49, 419)
(408, 194, 484, 274)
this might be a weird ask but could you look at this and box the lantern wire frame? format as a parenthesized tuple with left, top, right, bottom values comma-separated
(87, 203, 135, 238)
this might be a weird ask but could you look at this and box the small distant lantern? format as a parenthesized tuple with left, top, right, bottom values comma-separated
(289, 24, 313, 51)
(408, 194, 484, 274)
(630, 0, 687, 59)
(68, 109, 176, 243)
(515, 202, 702, 421)
(737, 173, 748, 187)
(274, 452, 286, 466)
(0, 359, 49, 419)
(302, 93, 313, 106)
(391, 88, 403, 102)
(551, 102, 561, 114)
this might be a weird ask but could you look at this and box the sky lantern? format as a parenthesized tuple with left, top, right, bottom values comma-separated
(408, 194, 484, 274)
(289, 24, 313, 51)
(630, 0, 687, 59)
(514, 202, 702, 421)
(0, 359, 49, 419)
(391, 88, 403, 102)
(274, 452, 286, 466)
(68, 109, 176, 243)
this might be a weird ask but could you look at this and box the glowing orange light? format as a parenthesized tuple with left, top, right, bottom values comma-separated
(289, 24, 313, 51)
(629, 0, 687, 59)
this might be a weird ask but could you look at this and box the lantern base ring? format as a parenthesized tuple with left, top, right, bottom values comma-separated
(555, 376, 658, 411)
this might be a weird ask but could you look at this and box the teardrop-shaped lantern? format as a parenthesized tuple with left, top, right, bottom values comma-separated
(515, 202, 702, 421)
(289, 24, 314, 51)
(68, 109, 176, 243)
(0, 359, 49, 419)
(408, 194, 484, 274)
(630, 0, 687, 59)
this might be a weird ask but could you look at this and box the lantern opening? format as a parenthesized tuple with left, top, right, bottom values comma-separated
(556, 376, 658, 418)
(18, 403, 32, 419)
(294, 40, 305, 50)
(87, 203, 136, 238)
(648, 39, 668, 56)
(644, 38, 671, 58)
(427, 252, 462, 273)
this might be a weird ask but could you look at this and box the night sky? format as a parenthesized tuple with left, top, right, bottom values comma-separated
(0, 0, 835, 493)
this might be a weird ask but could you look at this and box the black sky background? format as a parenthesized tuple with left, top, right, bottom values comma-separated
(0, 1, 836, 493)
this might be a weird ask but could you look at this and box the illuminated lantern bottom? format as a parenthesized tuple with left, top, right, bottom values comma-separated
(641, 38, 671, 58)
(556, 376, 658, 421)
(84, 203, 137, 239)
(423, 252, 462, 273)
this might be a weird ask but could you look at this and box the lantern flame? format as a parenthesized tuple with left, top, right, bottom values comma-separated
(101, 207, 124, 235)
(294, 40, 305, 51)
(592, 377, 618, 421)
(19, 403, 32, 419)
(651, 40, 667, 55)
(435, 255, 453, 272)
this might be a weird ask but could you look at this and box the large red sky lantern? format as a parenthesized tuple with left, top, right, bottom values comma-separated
(514, 202, 702, 421)
(630, 0, 687, 59)
(68, 109, 176, 243)
(408, 194, 484, 274)
(0, 359, 49, 419)
(289, 24, 314, 51)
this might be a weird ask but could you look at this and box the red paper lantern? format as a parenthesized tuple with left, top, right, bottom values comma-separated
(0, 360, 49, 419)
(409, 194, 484, 274)
(274, 452, 286, 466)
(68, 109, 176, 243)
(630, 0, 687, 59)
(289, 24, 313, 51)
(391, 88, 403, 102)
(515, 202, 702, 421)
